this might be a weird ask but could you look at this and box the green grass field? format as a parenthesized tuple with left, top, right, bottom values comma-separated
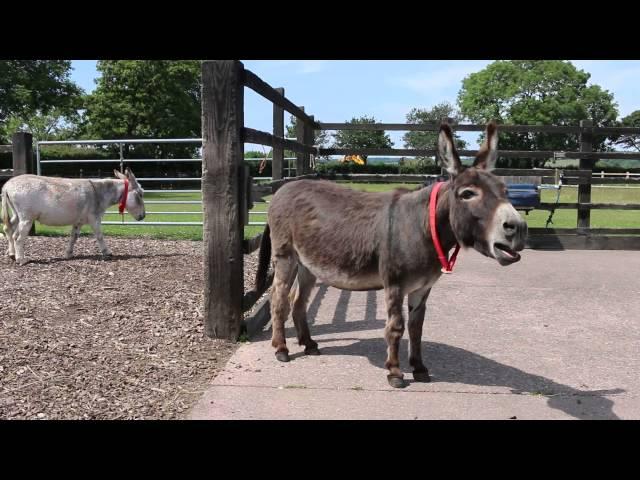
(33, 183, 639, 241)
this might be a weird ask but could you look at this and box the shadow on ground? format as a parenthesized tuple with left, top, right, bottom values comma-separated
(274, 286, 624, 420)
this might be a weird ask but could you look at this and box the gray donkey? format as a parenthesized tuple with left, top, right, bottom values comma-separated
(2, 168, 145, 265)
(254, 121, 528, 388)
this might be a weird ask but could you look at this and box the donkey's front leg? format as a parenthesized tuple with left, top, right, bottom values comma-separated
(89, 218, 112, 257)
(383, 285, 406, 388)
(407, 287, 432, 383)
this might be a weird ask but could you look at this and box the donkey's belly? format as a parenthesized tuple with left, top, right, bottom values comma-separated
(36, 213, 89, 226)
(298, 252, 383, 291)
(33, 206, 90, 226)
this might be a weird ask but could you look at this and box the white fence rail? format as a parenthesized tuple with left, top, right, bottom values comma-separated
(35, 138, 292, 228)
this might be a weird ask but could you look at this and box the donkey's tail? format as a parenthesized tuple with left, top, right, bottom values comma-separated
(1, 187, 11, 239)
(254, 223, 272, 293)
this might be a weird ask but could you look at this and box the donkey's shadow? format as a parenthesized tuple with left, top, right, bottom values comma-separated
(15, 252, 187, 265)
(279, 286, 624, 420)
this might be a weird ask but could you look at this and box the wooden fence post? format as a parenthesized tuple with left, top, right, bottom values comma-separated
(201, 60, 245, 341)
(578, 120, 593, 229)
(12, 132, 34, 176)
(12, 132, 36, 235)
(296, 107, 306, 176)
(305, 115, 315, 173)
(272, 87, 285, 180)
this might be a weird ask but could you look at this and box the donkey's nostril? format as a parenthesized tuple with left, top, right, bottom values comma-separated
(503, 222, 516, 231)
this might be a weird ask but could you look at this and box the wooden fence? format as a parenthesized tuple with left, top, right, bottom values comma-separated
(0, 133, 36, 187)
(200, 60, 640, 340)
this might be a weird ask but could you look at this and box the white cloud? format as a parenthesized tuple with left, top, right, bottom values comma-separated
(297, 60, 328, 74)
(387, 62, 490, 96)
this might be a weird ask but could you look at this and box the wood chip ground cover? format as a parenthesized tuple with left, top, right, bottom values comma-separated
(0, 236, 264, 420)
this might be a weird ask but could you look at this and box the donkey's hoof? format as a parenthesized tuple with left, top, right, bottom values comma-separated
(413, 370, 431, 383)
(16, 258, 28, 266)
(102, 252, 113, 258)
(275, 351, 290, 363)
(304, 346, 321, 356)
(387, 375, 407, 389)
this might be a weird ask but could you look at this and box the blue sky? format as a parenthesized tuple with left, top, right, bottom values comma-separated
(70, 60, 640, 150)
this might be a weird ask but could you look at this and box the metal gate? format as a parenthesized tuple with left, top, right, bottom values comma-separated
(35, 138, 296, 228)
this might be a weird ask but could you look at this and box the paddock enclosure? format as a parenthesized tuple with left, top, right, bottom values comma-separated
(1, 60, 640, 419)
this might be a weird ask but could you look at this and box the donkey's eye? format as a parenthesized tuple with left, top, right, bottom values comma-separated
(459, 189, 476, 200)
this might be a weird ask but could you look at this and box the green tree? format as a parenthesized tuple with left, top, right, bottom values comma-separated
(403, 102, 467, 166)
(81, 60, 202, 158)
(5, 108, 80, 142)
(614, 110, 640, 151)
(457, 60, 619, 167)
(0, 60, 82, 142)
(332, 115, 393, 164)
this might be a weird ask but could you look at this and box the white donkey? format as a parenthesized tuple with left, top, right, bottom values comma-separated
(1, 168, 146, 265)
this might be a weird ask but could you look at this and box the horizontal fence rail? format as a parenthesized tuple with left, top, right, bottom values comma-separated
(35, 136, 287, 229)
(319, 148, 640, 160)
(243, 70, 320, 128)
(318, 122, 640, 135)
(243, 128, 317, 155)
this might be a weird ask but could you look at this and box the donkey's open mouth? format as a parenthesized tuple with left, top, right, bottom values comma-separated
(493, 243, 522, 265)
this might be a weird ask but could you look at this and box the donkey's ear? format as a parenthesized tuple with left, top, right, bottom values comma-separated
(437, 123, 462, 176)
(114, 169, 126, 180)
(124, 168, 140, 188)
(473, 120, 498, 171)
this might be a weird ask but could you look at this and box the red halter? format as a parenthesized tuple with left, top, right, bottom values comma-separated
(118, 178, 129, 215)
(429, 181, 460, 274)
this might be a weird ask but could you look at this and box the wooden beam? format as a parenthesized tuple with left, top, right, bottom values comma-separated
(243, 233, 263, 254)
(272, 87, 285, 181)
(296, 107, 306, 176)
(12, 132, 35, 235)
(243, 127, 316, 155)
(319, 122, 640, 136)
(578, 120, 593, 229)
(528, 228, 640, 235)
(201, 60, 245, 341)
(538, 203, 640, 210)
(243, 69, 319, 128)
(319, 147, 640, 160)
(12, 132, 34, 176)
(526, 234, 640, 250)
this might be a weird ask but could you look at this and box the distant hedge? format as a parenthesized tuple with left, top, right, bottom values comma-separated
(315, 160, 442, 175)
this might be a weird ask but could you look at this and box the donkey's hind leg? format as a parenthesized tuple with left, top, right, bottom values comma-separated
(14, 219, 33, 266)
(270, 253, 298, 362)
(289, 263, 319, 355)
(3, 215, 17, 260)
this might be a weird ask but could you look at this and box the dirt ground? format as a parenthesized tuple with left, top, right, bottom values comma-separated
(0, 234, 264, 420)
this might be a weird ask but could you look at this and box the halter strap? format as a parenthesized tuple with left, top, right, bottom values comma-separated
(118, 178, 129, 215)
(429, 181, 460, 274)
